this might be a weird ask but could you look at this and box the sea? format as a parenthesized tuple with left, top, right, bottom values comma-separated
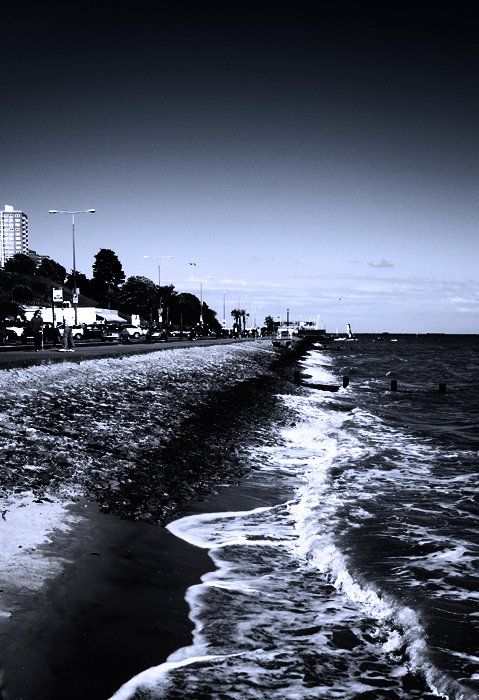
(111, 335, 479, 700)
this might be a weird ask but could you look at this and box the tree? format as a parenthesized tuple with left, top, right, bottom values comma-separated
(264, 315, 275, 333)
(4, 254, 37, 276)
(92, 249, 126, 306)
(65, 271, 94, 299)
(37, 257, 67, 284)
(0, 296, 24, 319)
(11, 284, 35, 304)
(202, 303, 222, 333)
(231, 308, 247, 332)
(169, 292, 200, 329)
(116, 276, 161, 322)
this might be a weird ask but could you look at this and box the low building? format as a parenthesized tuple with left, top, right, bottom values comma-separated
(22, 306, 125, 326)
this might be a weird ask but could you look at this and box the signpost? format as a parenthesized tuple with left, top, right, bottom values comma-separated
(51, 287, 64, 346)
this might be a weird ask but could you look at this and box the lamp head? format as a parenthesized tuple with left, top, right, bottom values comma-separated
(48, 210, 58, 214)
(87, 209, 95, 213)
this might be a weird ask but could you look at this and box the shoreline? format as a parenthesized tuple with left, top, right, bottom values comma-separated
(0, 339, 302, 699)
(0, 499, 212, 700)
(0, 471, 291, 700)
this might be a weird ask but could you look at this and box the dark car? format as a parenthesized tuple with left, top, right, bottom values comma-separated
(83, 324, 106, 341)
(146, 326, 167, 343)
(169, 329, 185, 340)
(101, 325, 121, 342)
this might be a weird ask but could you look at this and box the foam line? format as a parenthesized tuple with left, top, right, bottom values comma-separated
(109, 651, 248, 700)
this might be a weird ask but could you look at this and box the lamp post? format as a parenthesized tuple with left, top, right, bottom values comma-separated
(188, 273, 212, 327)
(48, 208, 95, 325)
(143, 255, 173, 287)
(223, 290, 226, 329)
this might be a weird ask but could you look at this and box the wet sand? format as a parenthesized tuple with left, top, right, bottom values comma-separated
(0, 501, 211, 700)
(0, 473, 288, 700)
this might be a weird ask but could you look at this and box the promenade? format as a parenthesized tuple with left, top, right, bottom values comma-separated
(0, 337, 249, 371)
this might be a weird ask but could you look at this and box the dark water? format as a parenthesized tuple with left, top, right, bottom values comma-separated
(111, 336, 479, 700)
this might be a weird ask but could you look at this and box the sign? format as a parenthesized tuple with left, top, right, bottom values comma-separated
(52, 288, 63, 303)
(72, 293, 79, 305)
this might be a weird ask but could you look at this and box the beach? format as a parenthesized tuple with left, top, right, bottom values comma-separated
(0, 339, 299, 698)
(1, 335, 478, 700)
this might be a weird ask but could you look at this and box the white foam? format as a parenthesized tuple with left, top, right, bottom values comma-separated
(109, 651, 248, 700)
(112, 346, 474, 699)
(278, 360, 472, 700)
(166, 504, 288, 549)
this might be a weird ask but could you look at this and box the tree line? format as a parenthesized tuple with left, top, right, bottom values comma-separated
(0, 250, 221, 331)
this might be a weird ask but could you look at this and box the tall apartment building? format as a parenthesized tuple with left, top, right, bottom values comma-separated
(0, 204, 29, 267)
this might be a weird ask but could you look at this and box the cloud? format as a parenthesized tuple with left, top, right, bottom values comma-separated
(217, 278, 282, 289)
(368, 259, 395, 269)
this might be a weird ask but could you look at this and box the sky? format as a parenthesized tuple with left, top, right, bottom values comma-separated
(1, 2, 478, 332)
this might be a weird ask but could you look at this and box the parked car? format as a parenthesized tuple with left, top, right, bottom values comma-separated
(83, 324, 107, 341)
(119, 325, 148, 342)
(101, 325, 121, 342)
(5, 323, 26, 342)
(169, 329, 185, 339)
(56, 325, 85, 341)
(146, 326, 167, 343)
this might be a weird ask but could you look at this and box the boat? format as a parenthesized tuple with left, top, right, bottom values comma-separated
(296, 319, 328, 342)
(271, 325, 301, 349)
(332, 323, 358, 342)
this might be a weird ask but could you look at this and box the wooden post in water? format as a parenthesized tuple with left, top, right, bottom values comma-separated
(343, 375, 349, 388)
(390, 379, 398, 392)
(438, 383, 447, 394)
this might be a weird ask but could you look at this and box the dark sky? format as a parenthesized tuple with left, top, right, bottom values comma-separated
(2, 2, 479, 331)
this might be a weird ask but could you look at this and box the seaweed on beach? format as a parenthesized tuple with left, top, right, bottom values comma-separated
(86, 345, 305, 523)
(0, 342, 304, 521)
(88, 373, 289, 523)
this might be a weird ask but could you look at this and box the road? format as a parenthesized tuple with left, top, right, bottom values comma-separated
(0, 337, 255, 371)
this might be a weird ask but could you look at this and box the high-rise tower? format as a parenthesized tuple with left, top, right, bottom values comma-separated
(0, 204, 29, 267)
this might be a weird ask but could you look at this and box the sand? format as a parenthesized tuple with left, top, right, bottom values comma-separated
(0, 500, 210, 699)
(0, 465, 291, 700)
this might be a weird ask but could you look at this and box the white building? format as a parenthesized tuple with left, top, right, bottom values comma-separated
(22, 305, 126, 326)
(0, 204, 29, 267)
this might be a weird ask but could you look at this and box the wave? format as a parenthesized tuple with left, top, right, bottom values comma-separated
(109, 347, 477, 700)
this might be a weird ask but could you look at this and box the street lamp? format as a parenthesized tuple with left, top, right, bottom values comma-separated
(143, 255, 173, 287)
(48, 208, 95, 325)
(223, 290, 226, 329)
(189, 274, 212, 327)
